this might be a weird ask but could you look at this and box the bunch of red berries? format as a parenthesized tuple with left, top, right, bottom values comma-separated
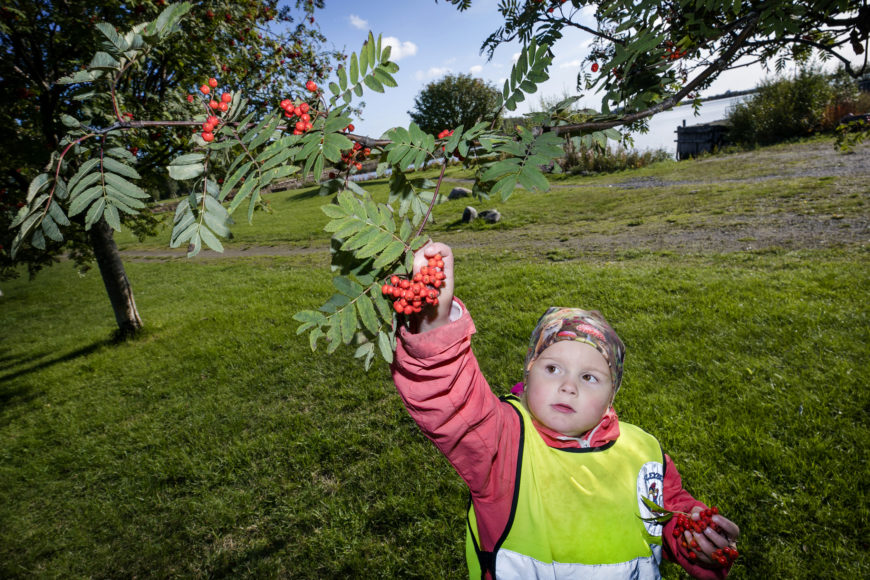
(201, 115, 221, 143)
(279, 99, 313, 134)
(437, 129, 454, 140)
(341, 142, 371, 170)
(672, 507, 739, 566)
(381, 254, 446, 315)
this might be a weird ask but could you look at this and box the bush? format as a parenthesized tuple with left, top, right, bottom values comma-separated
(725, 65, 857, 146)
(564, 144, 672, 175)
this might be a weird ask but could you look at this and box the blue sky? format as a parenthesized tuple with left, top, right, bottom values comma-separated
(307, 0, 777, 139)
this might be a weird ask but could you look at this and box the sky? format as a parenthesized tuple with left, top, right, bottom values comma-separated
(304, 0, 782, 140)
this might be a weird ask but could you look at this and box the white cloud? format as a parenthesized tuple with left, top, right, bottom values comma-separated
(382, 36, 418, 61)
(512, 52, 521, 62)
(469, 65, 483, 74)
(349, 14, 368, 30)
(559, 59, 583, 69)
(415, 67, 453, 81)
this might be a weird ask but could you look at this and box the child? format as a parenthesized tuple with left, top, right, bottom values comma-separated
(391, 242, 740, 579)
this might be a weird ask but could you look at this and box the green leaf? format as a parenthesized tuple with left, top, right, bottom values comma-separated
(354, 229, 392, 260)
(378, 331, 394, 364)
(89, 51, 120, 71)
(363, 74, 384, 93)
(96, 22, 129, 53)
(372, 67, 397, 88)
(227, 178, 259, 217)
(102, 156, 141, 180)
(103, 203, 121, 231)
(31, 228, 45, 250)
(27, 174, 51, 203)
(168, 162, 204, 180)
(41, 214, 63, 242)
(333, 275, 364, 298)
(103, 173, 147, 200)
(199, 224, 224, 253)
(322, 203, 349, 219)
(350, 52, 359, 86)
(47, 201, 70, 227)
(356, 293, 380, 335)
(293, 310, 327, 324)
(84, 197, 106, 229)
(68, 186, 104, 217)
(339, 306, 356, 344)
(372, 239, 405, 270)
(219, 161, 253, 202)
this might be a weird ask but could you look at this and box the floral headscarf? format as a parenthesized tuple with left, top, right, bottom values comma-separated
(524, 307, 625, 393)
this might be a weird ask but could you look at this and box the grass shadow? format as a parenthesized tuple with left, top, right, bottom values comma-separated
(0, 340, 109, 386)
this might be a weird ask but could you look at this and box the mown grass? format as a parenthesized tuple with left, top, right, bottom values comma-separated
(2, 139, 869, 578)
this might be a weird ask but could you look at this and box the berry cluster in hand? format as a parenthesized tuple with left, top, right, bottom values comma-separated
(279, 99, 313, 134)
(381, 254, 446, 315)
(341, 141, 371, 171)
(672, 507, 739, 566)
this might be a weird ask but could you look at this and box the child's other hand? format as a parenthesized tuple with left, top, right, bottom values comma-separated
(409, 241, 454, 334)
(684, 506, 740, 568)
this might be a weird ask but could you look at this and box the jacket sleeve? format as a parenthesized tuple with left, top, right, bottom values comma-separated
(390, 299, 520, 505)
(662, 453, 733, 579)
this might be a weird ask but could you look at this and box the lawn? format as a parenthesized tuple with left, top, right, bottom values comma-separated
(1, 139, 868, 578)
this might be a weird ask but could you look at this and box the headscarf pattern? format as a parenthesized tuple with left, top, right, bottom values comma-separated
(524, 307, 625, 393)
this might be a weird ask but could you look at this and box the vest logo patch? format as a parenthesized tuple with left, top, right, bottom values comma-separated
(637, 461, 665, 536)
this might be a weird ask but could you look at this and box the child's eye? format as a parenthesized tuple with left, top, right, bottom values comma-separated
(582, 373, 599, 383)
(545, 364, 559, 374)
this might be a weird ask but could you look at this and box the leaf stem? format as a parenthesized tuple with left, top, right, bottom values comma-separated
(413, 159, 447, 239)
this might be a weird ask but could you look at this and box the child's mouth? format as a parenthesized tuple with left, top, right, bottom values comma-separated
(551, 403, 574, 414)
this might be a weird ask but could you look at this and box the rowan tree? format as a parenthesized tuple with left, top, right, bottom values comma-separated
(439, 0, 868, 137)
(0, 0, 340, 337)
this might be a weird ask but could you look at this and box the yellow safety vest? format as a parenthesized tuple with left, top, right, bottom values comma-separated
(466, 396, 666, 579)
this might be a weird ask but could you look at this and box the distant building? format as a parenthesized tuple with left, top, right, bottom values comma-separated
(675, 119, 730, 160)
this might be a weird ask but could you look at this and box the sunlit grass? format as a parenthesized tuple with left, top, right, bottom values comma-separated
(2, 139, 868, 578)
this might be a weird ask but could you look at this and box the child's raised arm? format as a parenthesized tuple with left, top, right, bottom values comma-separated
(408, 241, 454, 334)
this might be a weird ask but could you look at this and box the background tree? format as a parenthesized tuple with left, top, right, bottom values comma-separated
(408, 73, 502, 136)
(439, 0, 868, 136)
(0, 0, 340, 337)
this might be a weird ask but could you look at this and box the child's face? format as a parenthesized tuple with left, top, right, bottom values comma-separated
(524, 340, 613, 437)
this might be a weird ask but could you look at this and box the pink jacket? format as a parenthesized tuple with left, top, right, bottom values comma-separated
(391, 299, 730, 579)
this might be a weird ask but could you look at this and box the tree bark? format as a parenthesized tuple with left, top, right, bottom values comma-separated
(88, 216, 143, 339)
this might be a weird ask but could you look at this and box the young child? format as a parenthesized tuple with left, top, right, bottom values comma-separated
(391, 242, 740, 579)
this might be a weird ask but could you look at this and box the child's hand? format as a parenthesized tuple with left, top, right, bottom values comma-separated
(409, 241, 454, 334)
(683, 506, 740, 568)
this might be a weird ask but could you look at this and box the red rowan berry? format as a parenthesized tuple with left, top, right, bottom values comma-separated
(221, 92, 232, 103)
(208, 77, 218, 88)
(202, 132, 214, 142)
(200, 84, 211, 95)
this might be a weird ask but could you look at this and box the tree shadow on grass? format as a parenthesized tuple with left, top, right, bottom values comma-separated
(0, 340, 108, 399)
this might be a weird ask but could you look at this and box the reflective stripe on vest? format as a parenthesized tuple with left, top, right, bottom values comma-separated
(467, 396, 665, 579)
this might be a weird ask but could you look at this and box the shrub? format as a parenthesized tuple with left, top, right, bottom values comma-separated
(564, 144, 672, 175)
(725, 65, 857, 146)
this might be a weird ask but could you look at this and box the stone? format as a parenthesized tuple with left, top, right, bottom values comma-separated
(462, 206, 478, 223)
(479, 209, 502, 224)
(448, 187, 472, 200)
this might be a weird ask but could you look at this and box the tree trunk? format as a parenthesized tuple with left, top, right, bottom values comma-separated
(88, 216, 143, 339)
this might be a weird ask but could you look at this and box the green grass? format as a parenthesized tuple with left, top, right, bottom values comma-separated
(2, 139, 869, 578)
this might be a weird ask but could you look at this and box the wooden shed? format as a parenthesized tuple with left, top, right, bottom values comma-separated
(675, 119, 730, 160)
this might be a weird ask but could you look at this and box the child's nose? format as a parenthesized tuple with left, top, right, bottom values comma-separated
(559, 379, 578, 395)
